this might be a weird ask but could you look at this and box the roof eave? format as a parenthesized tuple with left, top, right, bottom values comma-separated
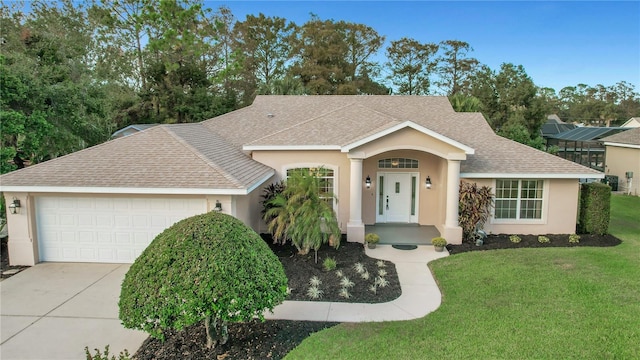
(1, 186, 253, 196)
(460, 172, 605, 179)
(243, 145, 342, 151)
(603, 141, 640, 149)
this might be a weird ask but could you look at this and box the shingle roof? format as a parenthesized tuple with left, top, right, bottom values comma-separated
(1, 95, 601, 192)
(205, 95, 600, 177)
(601, 127, 640, 146)
(0, 124, 273, 193)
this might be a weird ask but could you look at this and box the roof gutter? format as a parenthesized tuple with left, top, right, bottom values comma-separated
(460, 172, 604, 179)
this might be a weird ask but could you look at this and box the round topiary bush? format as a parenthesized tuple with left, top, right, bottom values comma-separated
(118, 211, 288, 349)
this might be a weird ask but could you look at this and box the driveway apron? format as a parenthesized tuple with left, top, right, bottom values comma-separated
(0, 263, 147, 360)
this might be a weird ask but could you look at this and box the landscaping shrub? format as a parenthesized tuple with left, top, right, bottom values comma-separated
(578, 182, 611, 235)
(85, 346, 130, 360)
(458, 181, 493, 242)
(260, 180, 286, 243)
(118, 211, 288, 349)
(323, 257, 337, 271)
(264, 168, 341, 261)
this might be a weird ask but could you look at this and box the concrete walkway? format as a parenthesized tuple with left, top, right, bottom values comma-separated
(265, 245, 449, 322)
(0, 263, 147, 360)
(0, 245, 448, 359)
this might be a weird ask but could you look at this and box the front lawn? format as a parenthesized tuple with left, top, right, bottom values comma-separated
(286, 194, 640, 359)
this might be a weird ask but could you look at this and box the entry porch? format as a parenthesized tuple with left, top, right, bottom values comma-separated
(365, 224, 440, 245)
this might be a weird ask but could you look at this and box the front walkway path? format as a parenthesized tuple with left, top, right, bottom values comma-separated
(264, 245, 449, 322)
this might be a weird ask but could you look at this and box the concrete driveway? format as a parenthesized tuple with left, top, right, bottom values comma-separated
(0, 263, 148, 360)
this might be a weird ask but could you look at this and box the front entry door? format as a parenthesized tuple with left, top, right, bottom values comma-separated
(377, 173, 413, 223)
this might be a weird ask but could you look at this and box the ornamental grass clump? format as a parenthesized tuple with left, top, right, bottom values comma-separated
(338, 288, 351, 299)
(340, 277, 355, 288)
(118, 211, 287, 350)
(309, 276, 322, 287)
(307, 286, 323, 299)
(322, 257, 337, 271)
(538, 235, 550, 244)
(510, 235, 522, 243)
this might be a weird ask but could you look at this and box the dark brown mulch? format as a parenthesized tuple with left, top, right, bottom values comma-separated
(134, 319, 338, 360)
(269, 237, 401, 303)
(447, 233, 622, 255)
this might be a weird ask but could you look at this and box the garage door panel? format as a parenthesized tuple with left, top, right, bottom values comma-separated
(114, 215, 131, 227)
(36, 196, 206, 263)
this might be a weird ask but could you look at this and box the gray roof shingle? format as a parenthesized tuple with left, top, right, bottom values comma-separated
(0, 124, 273, 192)
(1, 95, 601, 192)
(601, 127, 640, 146)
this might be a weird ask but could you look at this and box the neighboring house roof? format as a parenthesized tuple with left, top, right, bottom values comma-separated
(601, 127, 640, 147)
(620, 117, 640, 128)
(0, 124, 274, 194)
(551, 127, 629, 141)
(0, 96, 603, 192)
(111, 124, 160, 138)
(547, 114, 564, 124)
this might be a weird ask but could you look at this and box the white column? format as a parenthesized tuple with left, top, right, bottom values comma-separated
(445, 160, 460, 228)
(347, 154, 365, 243)
(443, 159, 463, 244)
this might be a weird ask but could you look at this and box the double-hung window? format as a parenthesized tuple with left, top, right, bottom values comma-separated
(494, 179, 544, 220)
(286, 167, 335, 209)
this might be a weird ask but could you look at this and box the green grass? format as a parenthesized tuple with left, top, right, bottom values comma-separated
(286, 194, 640, 359)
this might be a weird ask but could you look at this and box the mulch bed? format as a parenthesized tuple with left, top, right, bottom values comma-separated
(447, 233, 622, 255)
(2, 232, 622, 359)
(269, 237, 401, 303)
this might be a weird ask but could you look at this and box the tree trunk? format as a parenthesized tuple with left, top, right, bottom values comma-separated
(204, 316, 229, 349)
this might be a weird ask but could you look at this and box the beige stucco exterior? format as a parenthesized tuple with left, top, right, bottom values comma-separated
(604, 145, 639, 195)
(465, 178, 581, 235)
(251, 127, 468, 244)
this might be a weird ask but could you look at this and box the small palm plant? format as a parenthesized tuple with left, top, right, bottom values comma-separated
(264, 168, 341, 263)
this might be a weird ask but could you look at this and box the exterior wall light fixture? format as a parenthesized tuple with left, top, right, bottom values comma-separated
(365, 175, 371, 189)
(425, 176, 432, 189)
(214, 200, 222, 212)
(8, 198, 21, 214)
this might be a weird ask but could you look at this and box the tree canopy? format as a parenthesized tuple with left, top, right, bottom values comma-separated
(1, 0, 638, 174)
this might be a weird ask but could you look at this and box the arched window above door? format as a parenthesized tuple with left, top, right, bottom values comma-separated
(378, 158, 418, 169)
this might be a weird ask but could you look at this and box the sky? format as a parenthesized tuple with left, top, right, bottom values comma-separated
(205, 1, 640, 93)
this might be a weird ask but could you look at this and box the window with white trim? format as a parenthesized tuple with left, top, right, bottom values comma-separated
(378, 158, 418, 169)
(286, 167, 335, 208)
(495, 179, 544, 220)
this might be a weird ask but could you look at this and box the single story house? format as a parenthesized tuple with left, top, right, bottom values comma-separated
(1, 96, 602, 265)
(602, 127, 640, 195)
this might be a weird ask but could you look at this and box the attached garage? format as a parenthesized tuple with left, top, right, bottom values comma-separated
(35, 196, 207, 263)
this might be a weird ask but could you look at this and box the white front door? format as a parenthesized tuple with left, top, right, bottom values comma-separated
(376, 173, 417, 223)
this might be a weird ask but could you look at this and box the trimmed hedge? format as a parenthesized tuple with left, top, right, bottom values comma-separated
(118, 211, 288, 346)
(578, 182, 611, 235)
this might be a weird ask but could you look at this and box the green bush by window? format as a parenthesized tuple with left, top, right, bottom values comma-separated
(578, 182, 611, 235)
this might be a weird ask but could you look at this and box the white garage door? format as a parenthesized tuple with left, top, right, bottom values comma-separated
(36, 196, 207, 263)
